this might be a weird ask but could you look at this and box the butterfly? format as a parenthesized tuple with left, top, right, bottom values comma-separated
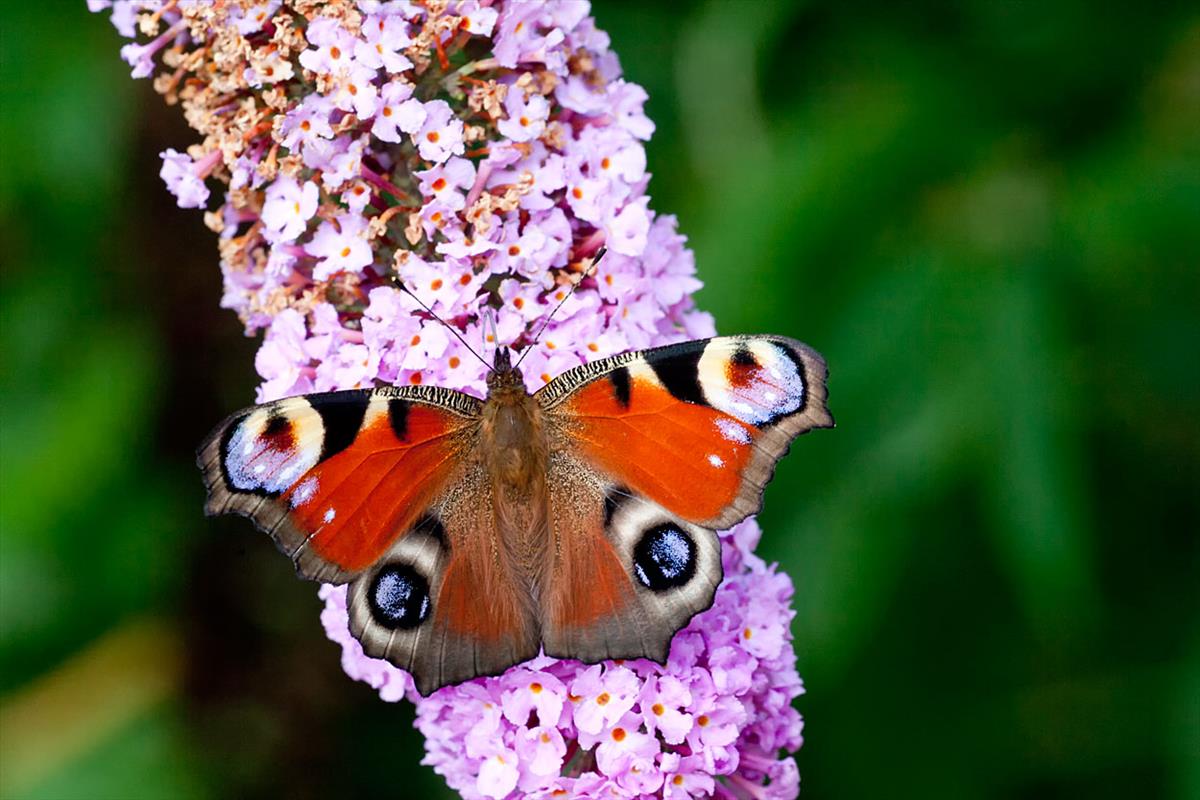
(198, 335, 832, 695)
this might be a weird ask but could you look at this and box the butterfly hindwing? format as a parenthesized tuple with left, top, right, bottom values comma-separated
(539, 451, 723, 665)
(538, 335, 833, 530)
(347, 462, 541, 696)
(197, 386, 482, 583)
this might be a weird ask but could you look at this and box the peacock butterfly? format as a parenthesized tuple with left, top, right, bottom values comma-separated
(198, 326, 832, 695)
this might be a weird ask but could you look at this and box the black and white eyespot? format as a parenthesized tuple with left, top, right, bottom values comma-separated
(633, 524, 697, 591)
(368, 563, 431, 629)
(348, 509, 449, 658)
(602, 489, 718, 602)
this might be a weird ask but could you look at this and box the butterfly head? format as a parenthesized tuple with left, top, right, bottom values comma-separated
(486, 347, 526, 397)
(492, 346, 513, 374)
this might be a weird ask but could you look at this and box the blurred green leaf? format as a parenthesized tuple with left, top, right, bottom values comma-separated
(13, 707, 205, 800)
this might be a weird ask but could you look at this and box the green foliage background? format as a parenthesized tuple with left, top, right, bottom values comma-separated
(1, 2, 1197, 798)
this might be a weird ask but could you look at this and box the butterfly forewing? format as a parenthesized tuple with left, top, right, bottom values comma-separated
(197, 386, 482, 582)
(538, 335, 833, 530)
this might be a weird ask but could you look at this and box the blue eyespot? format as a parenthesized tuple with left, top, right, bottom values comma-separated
(633, 524, 696, 591)
(369, 564, 431, 629)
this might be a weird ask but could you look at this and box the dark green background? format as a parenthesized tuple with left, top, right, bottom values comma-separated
(2, 2, 1197, 798)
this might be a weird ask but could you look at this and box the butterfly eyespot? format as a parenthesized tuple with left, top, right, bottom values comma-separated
(222, 403, 325, 495)
(633, 524, 696, 591)
(369, 564, 431, 629)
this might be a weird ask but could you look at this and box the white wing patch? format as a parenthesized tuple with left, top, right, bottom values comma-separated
(290, 476, 319, 508)
(715, 417, 752, 444)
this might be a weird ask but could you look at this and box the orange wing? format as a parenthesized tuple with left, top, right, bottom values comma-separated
(197, 386, 481, 583)
(538, 336, 833, 530)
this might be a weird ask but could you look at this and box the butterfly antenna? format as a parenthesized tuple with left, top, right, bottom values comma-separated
(391, 277, 494, 374)
(514, 247, 607, 370)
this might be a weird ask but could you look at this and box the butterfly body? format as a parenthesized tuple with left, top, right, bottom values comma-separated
(199, 336, 832, 695)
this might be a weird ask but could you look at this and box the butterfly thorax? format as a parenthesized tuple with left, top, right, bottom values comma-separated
(483, 356, 545, 490)
(481, 382, 545, 493)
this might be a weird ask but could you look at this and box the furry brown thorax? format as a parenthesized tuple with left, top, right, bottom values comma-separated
(482, 348, 546, 491)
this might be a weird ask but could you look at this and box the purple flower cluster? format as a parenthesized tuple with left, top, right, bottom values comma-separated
(94, 0, 806, 795)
